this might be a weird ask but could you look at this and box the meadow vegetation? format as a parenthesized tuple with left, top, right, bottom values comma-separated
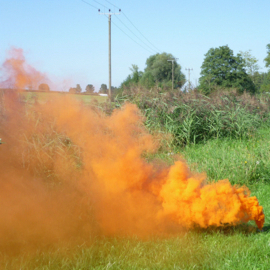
(116, 86, 270, 147)
(1, 88, 270, 269)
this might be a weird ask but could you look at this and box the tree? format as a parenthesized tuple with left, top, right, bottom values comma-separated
(239, 50, 260, 77)
(258, 72, 270, 93)
(85, 84, 95, 94)
(99, 84, 108, 94)
(129, 64, 143, 84)
(264, 44, 270, 69)
(76, 84, 82, 93)
(121, 64, 143, 89)
(140, 71, 155, 89)
(38, 83, 50, 92)
(239, 50, 260, 91)
(69, 87, 76, 94)
(199, 45, 255, 94)
(142, 52, 185, 89)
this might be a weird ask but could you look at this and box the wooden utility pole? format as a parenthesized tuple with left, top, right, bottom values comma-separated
(185, 68, 193, 91)
(99, 9, 121, 102)
(167, 58, 178, 90)
(108, 14, 111, 101)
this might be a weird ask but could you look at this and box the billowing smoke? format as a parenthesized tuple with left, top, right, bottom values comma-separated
(0, 49, 264, 252)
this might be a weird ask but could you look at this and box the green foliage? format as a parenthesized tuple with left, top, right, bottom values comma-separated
(121, 64, 143, 89)
(130, 64, 143, 83)
(181, 128, 270, 186)
(264, 43, 270, 69)
(116, 86, 270, 147)
(99, 83, 108, 94)
(143, 52, 185, 88)
(254, 71, 270, 93)
(239, 50, 260, 77)
(199, 45, 255, 94)
(111, 86, 121, 100)
(120, 53, 185, 90)
(139, 71, 155, 88)
(85, 84, 95, 94)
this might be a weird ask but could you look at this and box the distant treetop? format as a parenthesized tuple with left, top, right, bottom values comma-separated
(199, 45, 255, 94)
(38, 83, 50, 92)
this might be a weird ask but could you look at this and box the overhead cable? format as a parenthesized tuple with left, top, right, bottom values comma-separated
(114, 16, 157, 54)
(110, 19, 155, 54)
(81, 0, 159, 54)
(122, 11, 162, 53)
(81, 0, 99, 10)
(91, 0, 110, 9)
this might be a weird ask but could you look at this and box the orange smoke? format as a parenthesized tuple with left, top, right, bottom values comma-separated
(0, 47, 47, 89)
(0, 49, 265, 251)
(159, 161, 264, 230)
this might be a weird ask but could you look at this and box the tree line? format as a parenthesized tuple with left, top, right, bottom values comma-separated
(120, 44, 270, 95)
(37, 44, 270, 96)
(68, 84, 117, 95)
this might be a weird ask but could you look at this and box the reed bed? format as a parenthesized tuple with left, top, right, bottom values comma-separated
(115, 86, 270, 147)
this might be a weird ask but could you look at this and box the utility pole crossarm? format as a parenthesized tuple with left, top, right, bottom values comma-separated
(99, 12, 121, 15)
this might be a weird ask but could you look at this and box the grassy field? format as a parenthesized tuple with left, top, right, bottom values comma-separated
(1, 128, 269, 269)
(21, 91, 108, 104)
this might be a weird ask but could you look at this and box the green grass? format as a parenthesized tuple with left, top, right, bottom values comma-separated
(1, 128, 270, 269)
(179, 128, 270, 186)
(1, 218, 270, 269)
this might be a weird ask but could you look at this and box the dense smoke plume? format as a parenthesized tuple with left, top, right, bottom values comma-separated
(0, 49, 264, 252)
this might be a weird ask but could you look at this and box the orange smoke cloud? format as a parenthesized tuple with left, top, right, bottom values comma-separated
(0, 49, 265, 251)
(159, 161, 264, 230)
(0, 47, 47, 89)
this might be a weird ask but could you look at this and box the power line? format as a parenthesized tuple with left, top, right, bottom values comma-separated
(110, 20, 154, 54)
(104, 0, 119, 9)
(92, 0, 110, 9)
(81, 0, 99, 10)
(81, 0, 159, 54)
(114, 16, 157, 54)
(102, 0, 162, 53)
(122, 11, 162, 53)
(94, 1, 162, 54)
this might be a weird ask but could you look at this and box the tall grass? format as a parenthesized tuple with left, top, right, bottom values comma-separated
(116, 87, 270, 147)
(181, 127, 270, 185)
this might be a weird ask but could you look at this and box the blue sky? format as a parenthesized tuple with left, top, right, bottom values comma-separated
(0, 0, 269, 91)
